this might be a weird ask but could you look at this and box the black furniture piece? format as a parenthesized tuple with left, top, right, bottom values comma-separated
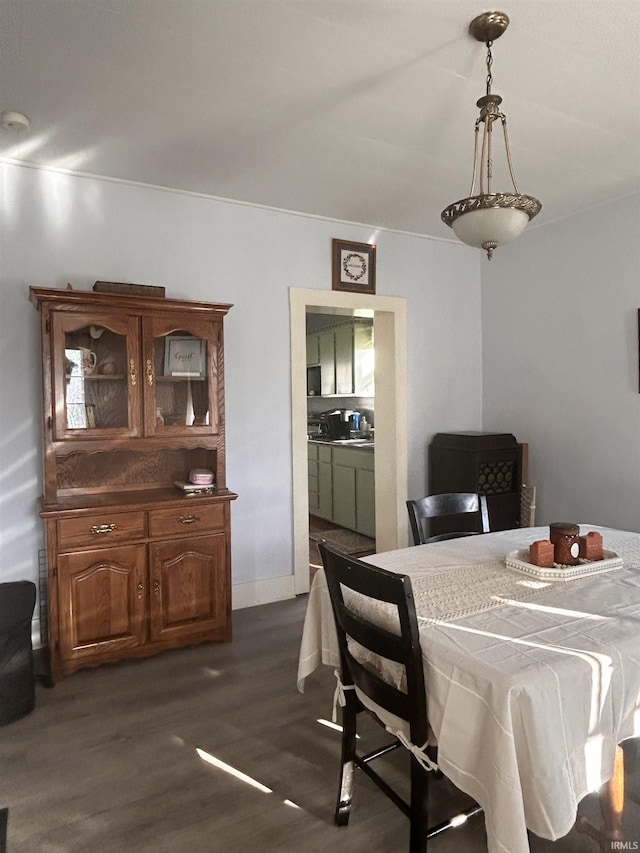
(319, 543, 482, 852)
(0, 807, 6, 853)
(429, 432, 523, 532)
(0, 581, 36, 725)
(406, 493, 490, 545)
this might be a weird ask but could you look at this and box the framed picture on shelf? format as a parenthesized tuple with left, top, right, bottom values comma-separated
(164, 337, 206, 377)
(332, 239, 376, 295)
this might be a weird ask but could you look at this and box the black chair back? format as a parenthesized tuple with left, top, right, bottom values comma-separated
(406, 492, 490, 545)
(319, 542, 428, 747)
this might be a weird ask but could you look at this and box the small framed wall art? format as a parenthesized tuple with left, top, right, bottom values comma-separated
(332, 239, 376, 295)
(164, 336, 207, 377)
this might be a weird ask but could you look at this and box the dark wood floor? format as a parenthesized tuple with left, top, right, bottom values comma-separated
(0, 596, 638, 852)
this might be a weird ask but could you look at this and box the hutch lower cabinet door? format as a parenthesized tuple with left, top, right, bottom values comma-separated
(45, 499, 233, 679)
(149, 534, 228, 643)
(57, 544, 147, 666)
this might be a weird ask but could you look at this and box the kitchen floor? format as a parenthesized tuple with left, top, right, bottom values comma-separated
(309, 515, 337, 577)
(308, 515, 376, 582)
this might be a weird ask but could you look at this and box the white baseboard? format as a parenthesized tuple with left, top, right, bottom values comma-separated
(232, 574, 296, 610)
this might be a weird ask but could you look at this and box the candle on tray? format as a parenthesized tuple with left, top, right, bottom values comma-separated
(529, 540, 555, 568)
(579, 531, 604, 561)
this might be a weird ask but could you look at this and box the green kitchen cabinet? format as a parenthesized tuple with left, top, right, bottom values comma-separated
(308, 443, 374, 535)
(355, 467, 376, 538)
(334, 323, 354, 395)
(317, 451, 333, 519)
(306, 333, 320, 366)
(332, 462, 357, 530)
(331, 446, 375, 536)
(353, 321, 374, 395)
(308, 443, 333, 520)
(307, 319, 373, 397)
(319, 330, 336, 396)
(308, 444, 319, 512)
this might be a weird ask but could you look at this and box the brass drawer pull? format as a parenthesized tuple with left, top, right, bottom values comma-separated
(178, 515, 200, 524)
(129, 358, 137, 386)
(146, 359, 154, 386)
(91, 523, 118, 535)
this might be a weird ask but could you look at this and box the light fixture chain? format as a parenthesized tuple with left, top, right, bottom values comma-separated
(469, 121, 482, 196)
(479, 119, 489, 196)
(501, 117, 521, 194)
(485, 41, 493, 96)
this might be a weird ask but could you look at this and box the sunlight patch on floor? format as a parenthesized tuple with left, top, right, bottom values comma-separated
(196, 748, 272, 792)
(317, 718, 360, 737)
(196, 747, 303, 809)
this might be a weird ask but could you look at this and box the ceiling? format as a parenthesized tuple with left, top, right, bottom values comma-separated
(1, 0, 639, 240)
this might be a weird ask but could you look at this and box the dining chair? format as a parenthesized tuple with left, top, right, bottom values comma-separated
(406, 493, 490, 546)
(318, 542, 482, 852)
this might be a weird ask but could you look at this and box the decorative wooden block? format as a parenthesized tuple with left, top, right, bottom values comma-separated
(579, 531, 604, 561)
(529, 540, 555, 568)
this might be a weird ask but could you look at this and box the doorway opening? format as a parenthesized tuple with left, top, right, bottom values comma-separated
(306, 309, 376, 582)
(290, 288, 408, 596)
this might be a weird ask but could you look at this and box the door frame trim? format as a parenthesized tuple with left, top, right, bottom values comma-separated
(290, 288, 408, 595)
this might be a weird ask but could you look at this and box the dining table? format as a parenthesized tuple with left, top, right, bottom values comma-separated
(296, 524, 640, 853)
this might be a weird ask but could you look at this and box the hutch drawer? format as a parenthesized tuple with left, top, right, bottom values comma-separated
(148, 502, 226, 538)
(58, 510, 147, 550)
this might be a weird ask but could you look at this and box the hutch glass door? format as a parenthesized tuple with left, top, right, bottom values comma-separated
(145, 317, 219, 436)
(54, 312, 140, 439)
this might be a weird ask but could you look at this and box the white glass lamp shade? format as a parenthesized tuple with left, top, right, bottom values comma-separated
(451, 206, 529, 249)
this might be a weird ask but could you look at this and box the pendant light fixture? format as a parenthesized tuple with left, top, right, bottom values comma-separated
(441, 12, 541, 259)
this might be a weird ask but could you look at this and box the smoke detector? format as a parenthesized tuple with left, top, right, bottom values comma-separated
(2, 111, 31, 131)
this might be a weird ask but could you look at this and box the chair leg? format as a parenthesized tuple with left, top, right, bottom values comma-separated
(335, 698, 358, 826)
(409, 755, 429, 853)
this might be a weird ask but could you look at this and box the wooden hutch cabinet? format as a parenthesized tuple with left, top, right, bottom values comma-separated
(30, 286, 237, 681)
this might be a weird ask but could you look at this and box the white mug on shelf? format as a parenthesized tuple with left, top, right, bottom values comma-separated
(65, 347, 97, 376)
(79, 347, 97, 375)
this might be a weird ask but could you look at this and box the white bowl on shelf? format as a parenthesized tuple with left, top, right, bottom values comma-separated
(189, 468, 214, 486)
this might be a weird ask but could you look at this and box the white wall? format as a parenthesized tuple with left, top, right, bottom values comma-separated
(0, 162, 482, 597)
(482, 194, 640, 531)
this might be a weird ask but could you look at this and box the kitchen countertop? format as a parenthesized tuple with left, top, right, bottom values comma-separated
(308, 438, 374, 451)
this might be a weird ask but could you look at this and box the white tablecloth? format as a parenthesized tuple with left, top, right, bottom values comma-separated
(297, 525, 640, 853)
